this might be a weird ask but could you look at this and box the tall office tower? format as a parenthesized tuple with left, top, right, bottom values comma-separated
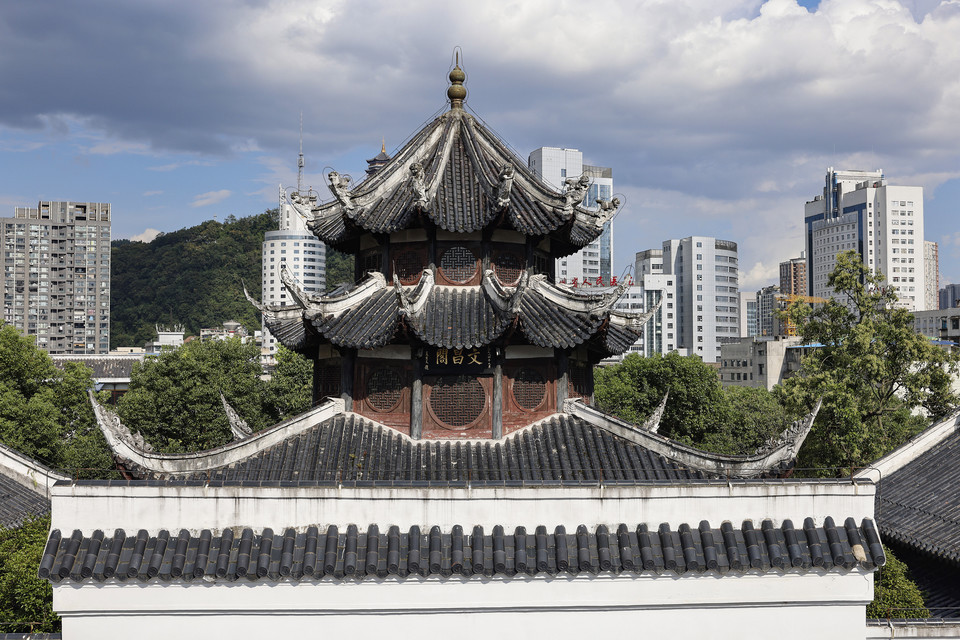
(804, 167, 925, 310)
(924, 241, 939, 311)
(941, 283, 960, 310)
(779, 254, 806, 296)
(657, 236, 739, 363)
(756, 285, 780, 337)
(529, 147, 613, 285)
(261, 143, 327, 363)
(739, 291, 759, 337)
(2, 201, 111, 354)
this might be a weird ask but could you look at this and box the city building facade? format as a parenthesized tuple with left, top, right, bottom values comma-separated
(529, 147, 613, 285)
(757, 285, 780, 337)
(2, 201, 111, 354)
(652, 236, 739, 363)
(779, 254, 806, 296)
(739, 291, 759, 337)
(941, 283, 960, 310)
(924, 240, 939, 311)
(719, 336, 803, 390)
(804, 168, 925, 310)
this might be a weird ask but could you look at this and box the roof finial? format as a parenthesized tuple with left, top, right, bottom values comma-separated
(447, 48, 466, 109)
(381, 137, 386, 154)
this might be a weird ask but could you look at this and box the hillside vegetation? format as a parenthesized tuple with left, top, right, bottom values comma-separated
(110, 212, 276, 348)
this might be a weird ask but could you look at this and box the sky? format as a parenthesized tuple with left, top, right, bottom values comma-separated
(1, 0, 959, 291)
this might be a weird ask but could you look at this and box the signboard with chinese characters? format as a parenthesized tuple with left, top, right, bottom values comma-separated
(422, 346, 493, 374)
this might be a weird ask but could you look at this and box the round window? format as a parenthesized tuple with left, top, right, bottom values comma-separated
(439, 246, 478, 284)
(513, 368, 546, 410)
(493, 252, 524, 286)
(366, 368, 403, 412)
(394, 250, 425, 285)
(429, 376, 485, 428)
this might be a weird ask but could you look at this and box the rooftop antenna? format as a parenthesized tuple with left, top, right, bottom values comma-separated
(297, 111, 305, 194)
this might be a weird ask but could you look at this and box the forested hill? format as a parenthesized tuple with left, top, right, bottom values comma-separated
(110, 212, 276, 348)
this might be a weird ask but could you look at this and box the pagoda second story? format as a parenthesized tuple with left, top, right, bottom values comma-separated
(248, 63, 644, 440)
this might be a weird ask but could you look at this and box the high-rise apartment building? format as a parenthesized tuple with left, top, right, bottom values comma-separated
(804, 167, 925, 310)
(528, 147, 613, 285)
(779, 254, 806, 296)
(641, 236, 739, 363)
(739, 291, 759, 337)
(756, 285, 780, 337)
(924, 241, 939, 311)
(2, 201, 111, 354)
(940, 283, 960, 310)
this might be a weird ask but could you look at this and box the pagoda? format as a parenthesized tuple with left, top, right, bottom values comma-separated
(250, 61, 644, 439)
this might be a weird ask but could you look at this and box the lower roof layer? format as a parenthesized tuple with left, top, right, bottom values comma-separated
(40, 516, 883, 585)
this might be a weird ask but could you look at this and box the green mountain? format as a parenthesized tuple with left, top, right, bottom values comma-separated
(110, 211, 357, 349)
(110, 212, 276, 348)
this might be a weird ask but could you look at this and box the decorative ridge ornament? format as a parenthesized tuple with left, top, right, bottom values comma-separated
(88, 390, 154, 454)
(447, 52, 466, 109)
(396, 268, 436, 316)
(221, 393, 253, 440)
(642, 391, 669, 433)
(326, 171, 354, 211)
(496, 163, 514, 209)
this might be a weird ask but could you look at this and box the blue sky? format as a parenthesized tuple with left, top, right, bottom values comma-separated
(1, 0, 959, 291)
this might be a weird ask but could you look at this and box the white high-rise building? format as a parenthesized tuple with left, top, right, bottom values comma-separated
(2, 201, 111, 354)
(804, 168, 926, 310)
(261, 141, 327, 363)
(528, 147, 613, 285)
(650, 236, 739, 363)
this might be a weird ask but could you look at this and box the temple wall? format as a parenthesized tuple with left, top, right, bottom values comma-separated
(54, 570, 873, 640)
(49, 481, 877, 534)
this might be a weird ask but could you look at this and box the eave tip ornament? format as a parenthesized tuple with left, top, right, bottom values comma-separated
(448, 51, 466, 109)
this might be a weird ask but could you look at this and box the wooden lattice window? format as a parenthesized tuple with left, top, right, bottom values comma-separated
(317, 363, 341, 398)
(533, 251, 551, 277)
(360, 248, 382, 275)
(392, 249, 425, 285)
(569, 361, 591, 398)
(429, 375, 485, 427)
(439, 246, 478, 284)
(493, 251, 524, 286)
(513, 368, 546, 411)
(366, 368, 404, 412)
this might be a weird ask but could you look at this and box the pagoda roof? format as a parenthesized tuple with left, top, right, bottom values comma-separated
(288, 106, 616, 256)
(40, 516, 884, 585)
(248, 267, 649, 357)
(90, 395, 819, 483)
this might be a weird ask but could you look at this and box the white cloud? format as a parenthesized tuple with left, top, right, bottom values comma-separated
(130, 228, 162, 243)
(191, 189, 231, 207)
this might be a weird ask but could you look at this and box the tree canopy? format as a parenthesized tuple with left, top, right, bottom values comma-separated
(777, 251, 958, 473)
(594, 352, 790, 454)
(116, 339, 312, 453)
(0, 516, 59, 633)
(0, 325, 111, 474)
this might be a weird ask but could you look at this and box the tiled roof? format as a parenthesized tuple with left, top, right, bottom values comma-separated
(0, 473, 50, 529)
(136, 413, 708, 484)
(39, 517, 884, 585)
(877, 427, 960, 565)
(406, 286, 507, 349)
(516, 287, 606, 348)
(50, 354, 142, 380)
(885, 541, 960, 618)
(297, 109, 607, 255)
(312, 288, 400, 349)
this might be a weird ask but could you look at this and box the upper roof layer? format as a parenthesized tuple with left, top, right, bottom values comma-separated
(287, 91, 617, 256)
(249, 267, 650, 357)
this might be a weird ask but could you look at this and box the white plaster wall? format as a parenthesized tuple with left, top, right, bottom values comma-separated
(55, 569, 874, 640)
(50, 481, 876, 535)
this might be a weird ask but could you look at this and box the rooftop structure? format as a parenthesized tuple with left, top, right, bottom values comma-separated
(41, 61, 888, 639)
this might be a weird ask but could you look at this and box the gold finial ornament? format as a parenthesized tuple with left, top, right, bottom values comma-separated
(447, 51, 466, 109)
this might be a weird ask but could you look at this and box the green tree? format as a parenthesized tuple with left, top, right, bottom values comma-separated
(264, 346, 313, 420)
(324, 248, 355, 291)
(777, 251, 958, 473)
(866, 545, 928, 619)
(0, 325, 111, 474)
(116, 337, 270, 452)
(0, 516, 59, 633)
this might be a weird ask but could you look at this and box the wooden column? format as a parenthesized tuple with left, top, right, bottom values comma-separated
(341, 349, 355, 412)
(556, 349, 569, 409)
(492, 350, 504, 439)
(410, 352, 423, 440)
